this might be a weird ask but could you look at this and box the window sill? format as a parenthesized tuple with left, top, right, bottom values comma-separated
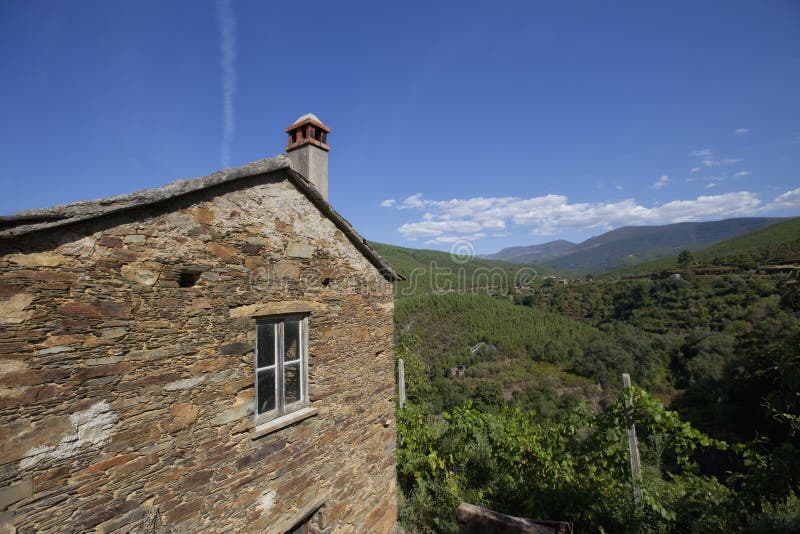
(251, 406, 318, 440)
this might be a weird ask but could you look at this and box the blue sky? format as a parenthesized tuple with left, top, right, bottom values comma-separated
(1, 1, 798, 254)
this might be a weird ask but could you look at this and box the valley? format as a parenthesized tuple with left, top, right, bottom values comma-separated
(387, 217, 800, 532)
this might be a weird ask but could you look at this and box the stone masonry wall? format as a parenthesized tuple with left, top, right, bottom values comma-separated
(0, 171, 397, 533)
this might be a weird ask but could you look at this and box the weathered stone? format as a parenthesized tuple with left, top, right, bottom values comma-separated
(0, 283, 22, 298)
(211, 401, 253, 426)
(200, 271, 220, 282)
(220, 342, 253, 355)
(6, 252, 64, 267)
(0, 510, 14, 534)
(100, 327, 128, 339)
(97, 236, 123, 249)
(0, 165, 397, 532)
(163, 376, 205, 391)
(57, 301, 131, 319)
(83, 453, 140, 474)
(273, 260, 300, 279)
(169, 403, 199, 431)
(228, 300, 326, 318)
(39, 334, 83, 348)
(206, 243, 238, 261)
(11, 269, 76, 282)
(189, 357, 228, 374)
(242, 243, 262, 255)
(286, 241, 314, 259)
(0, 479, 33, 509)
(120, 262, 161, 286)
(36, 345, 72, 355)
(0, 293, 33, 324)
(123, 234, 147, 244)
(165, 497, 204, 523)
(189, 207, 215, 225)
(76, 362, 132, 381)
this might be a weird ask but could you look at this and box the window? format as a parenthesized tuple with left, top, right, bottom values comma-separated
(255, 315, 308, 424)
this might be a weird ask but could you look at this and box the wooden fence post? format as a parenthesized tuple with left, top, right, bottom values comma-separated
(622, 373, 643, 505)
(398, 359, 406, 409)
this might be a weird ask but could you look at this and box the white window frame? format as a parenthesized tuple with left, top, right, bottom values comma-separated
(254, 314, 309, 426)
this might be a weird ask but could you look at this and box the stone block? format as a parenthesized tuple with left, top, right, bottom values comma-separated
(97, 236, 123, 249)
(123, 234, 146, 244)
(6, 252, 64, 267)
(0, 480, 33, 509)
(0, 294, 33, 325)
(165, 497, 204, 524)
(57, 301, 131, 319)
(211, 402, 253, 426)
(169, 402, 199, 431)
(286, 241, 314, 259)
(163, 376, 205, 391)
(206, 242, 238, 261)
(120, 262, 161, 286)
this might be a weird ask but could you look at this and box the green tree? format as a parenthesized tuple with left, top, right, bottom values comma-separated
(677, 249, 693, 268)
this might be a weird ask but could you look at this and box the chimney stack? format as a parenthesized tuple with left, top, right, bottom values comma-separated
(285, 113, 330, 200)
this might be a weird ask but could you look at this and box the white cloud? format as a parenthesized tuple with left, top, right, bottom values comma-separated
(653, 175, 670, 190)
(735, 128, 750, 136)
(691, 148, 713, 157)
(380, 199, 396, 207)
(702, 158, 742, 168)
(424, 233, 486, 245)
(387, 188, 799, 240)
(615, 185, 623, 191)
(763, 188, 800, 211)
(398, 219, 483, 239)
(733, 170, 750, 177)
(691, 167, 701, 173)
(217, 0, 237, 168)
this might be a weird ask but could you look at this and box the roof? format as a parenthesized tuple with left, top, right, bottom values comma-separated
(0, 155, 402, 282)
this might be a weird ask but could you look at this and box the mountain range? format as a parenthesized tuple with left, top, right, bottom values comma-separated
(483, 217, 787, 274)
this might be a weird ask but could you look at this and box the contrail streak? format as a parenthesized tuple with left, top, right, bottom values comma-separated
(217, 0, 236, 168)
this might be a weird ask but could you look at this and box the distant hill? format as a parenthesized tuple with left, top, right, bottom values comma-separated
(483, 239, 577, 263)
(604, 216, 800, 278)
(488, 217, 785, 274)
(370, 242, 570, 297)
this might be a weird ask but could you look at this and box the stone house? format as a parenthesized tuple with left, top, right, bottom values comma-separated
(0, 114, 401, 533)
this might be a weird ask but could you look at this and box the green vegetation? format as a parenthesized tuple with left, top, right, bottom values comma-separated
(393, 223, 800, 532)
(538, 217, 784, 274)
(370, 241, 570, 296)
(605, 217, 800, 279)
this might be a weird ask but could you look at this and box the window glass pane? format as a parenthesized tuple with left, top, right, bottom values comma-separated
(284, 362, 301, 405)
(257, 323, 275, 368)
(284, 320, 301, 362)
(257, 369, 276, 414)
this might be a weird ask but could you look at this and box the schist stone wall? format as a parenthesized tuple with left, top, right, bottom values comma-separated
(0, 170, 397, 533)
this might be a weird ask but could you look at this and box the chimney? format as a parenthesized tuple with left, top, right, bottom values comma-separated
(285, 113, 331, 200)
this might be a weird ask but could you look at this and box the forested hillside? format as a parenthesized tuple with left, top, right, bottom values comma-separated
(540, 217, 785, 274)
(482, 239, 577, 263)
(370, 241, 569, 296)
(394, 225, 800, 533)
(605, 216, 800, 278)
